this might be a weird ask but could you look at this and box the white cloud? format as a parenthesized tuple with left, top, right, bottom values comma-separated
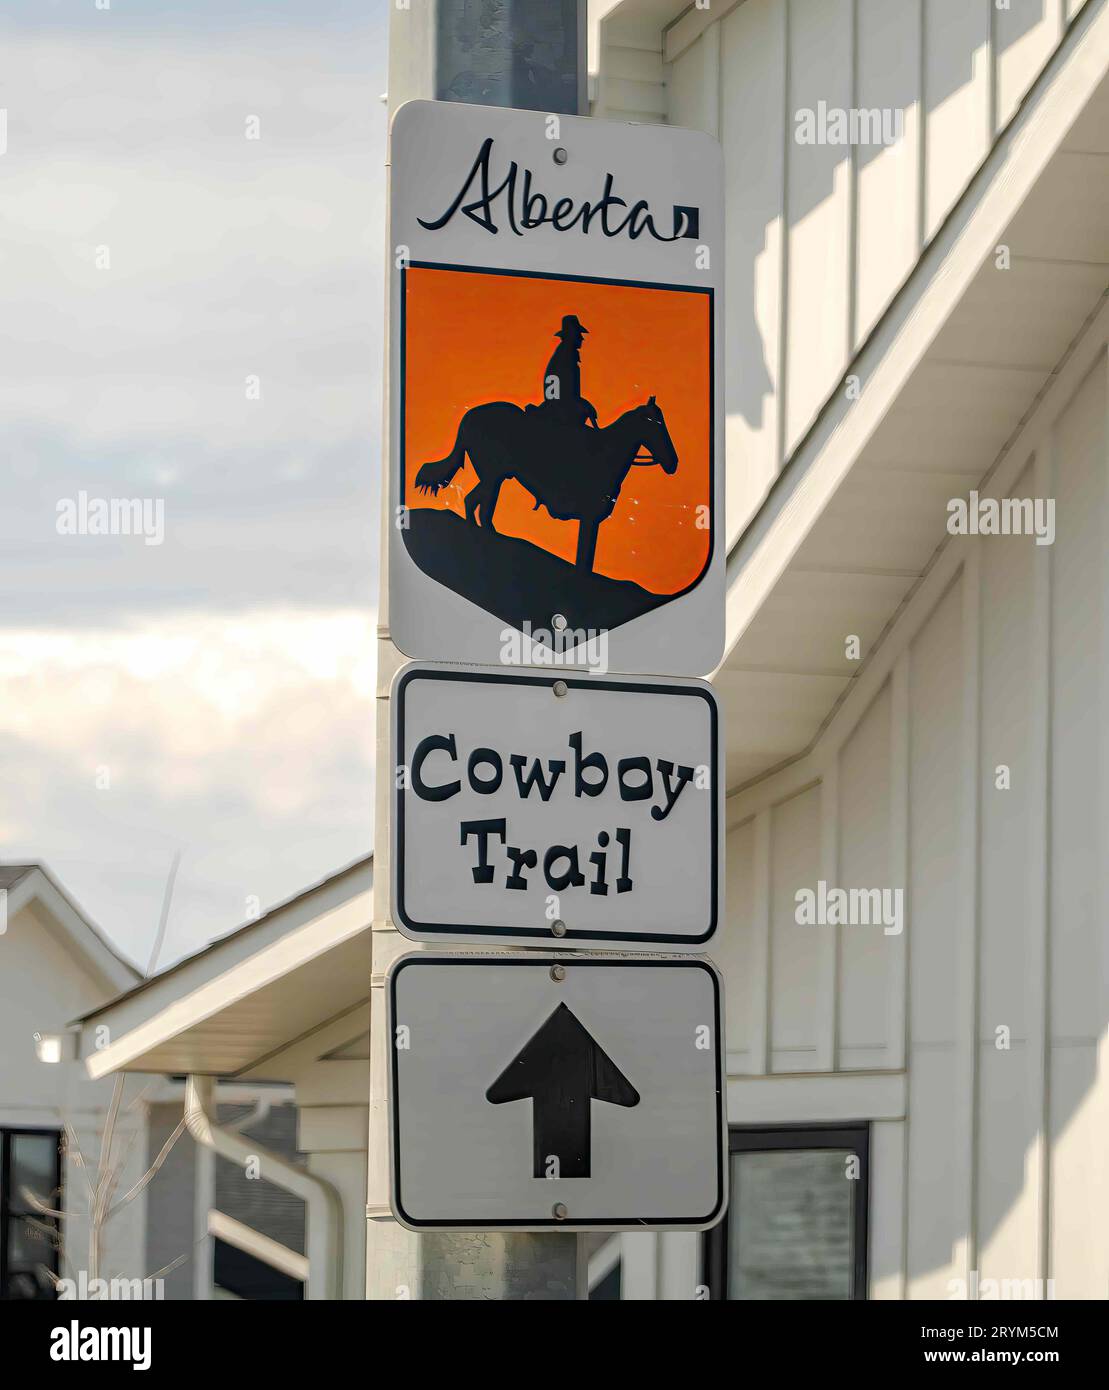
(0, 611, 376, 965)
(0, 34, 386, 456)
(1, 7, 388, 962)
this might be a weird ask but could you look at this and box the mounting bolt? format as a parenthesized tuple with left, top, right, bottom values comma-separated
(553, 679, 568, 698)
(552, 613, 568, 631)
(552, 1202, 569, 1220)
(549, 964, 566, 983)
(550, 919, 567, 938)
(552, 147, 568, 166)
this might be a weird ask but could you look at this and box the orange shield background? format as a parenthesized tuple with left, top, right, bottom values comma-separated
(403, 265, 712, 596)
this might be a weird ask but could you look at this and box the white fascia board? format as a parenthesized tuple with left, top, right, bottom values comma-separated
(664, 1, 744, 63)
(146, 1078, 297, 1105)
(84, 892, 372, 1080)
(726, 1071, 907, 1125)
(720, 0, 1109, 672)
(590, 0, 687, 63)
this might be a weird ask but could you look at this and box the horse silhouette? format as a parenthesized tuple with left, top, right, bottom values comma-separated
(414, 397, 678, 573)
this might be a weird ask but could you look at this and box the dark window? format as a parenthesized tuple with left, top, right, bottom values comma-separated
(589, 1260, 621, 1300)
(703, 1124, 868, 1301)
(213, 1239, 304, 1301)
(0, 1128, 63, 1300)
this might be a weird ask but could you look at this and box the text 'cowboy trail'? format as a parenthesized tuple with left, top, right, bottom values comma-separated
(405, 728, 709, 895)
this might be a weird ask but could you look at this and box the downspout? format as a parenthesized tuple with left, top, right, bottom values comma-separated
(184, 1075, 343, 1300)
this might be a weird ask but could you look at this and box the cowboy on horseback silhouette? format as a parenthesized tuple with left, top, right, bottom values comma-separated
(414, 318, 678, 574)
(536, 314, 598, 431)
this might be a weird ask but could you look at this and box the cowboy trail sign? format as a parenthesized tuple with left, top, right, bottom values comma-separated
(387, 100, 724, 677)
(381, 100, 727, 1238)
(391, 663, 722, 949)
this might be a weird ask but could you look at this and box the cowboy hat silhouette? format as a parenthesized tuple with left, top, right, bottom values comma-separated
(556, 314, 588, 340)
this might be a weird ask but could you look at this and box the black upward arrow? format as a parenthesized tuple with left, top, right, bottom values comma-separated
(486, 1002, 639, 1179)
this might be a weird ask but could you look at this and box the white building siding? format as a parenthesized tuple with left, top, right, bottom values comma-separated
(0, 898, 146, 1289)
(838, 681, 895, 1071)
(719, 0, 787, 538)
(720, 307, 1108, 1297)
(1046, 356, 1106, 1297)
(651, 0, 1082, 540)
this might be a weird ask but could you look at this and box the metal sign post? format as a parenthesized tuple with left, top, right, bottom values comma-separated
(374, 75, 726, 1275)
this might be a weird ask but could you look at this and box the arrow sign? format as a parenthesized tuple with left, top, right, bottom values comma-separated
(388, 955, 725, 1229)
(486, 1002, 639, 1178)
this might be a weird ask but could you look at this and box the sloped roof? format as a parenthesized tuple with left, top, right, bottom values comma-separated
(74, 852, 372, 1023)
(75, 854, 373, 1080)
(1, 860, 141, 989)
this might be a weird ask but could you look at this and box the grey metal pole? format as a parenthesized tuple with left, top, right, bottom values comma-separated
(366, 0, 586, 1302)
(434, 0, 585, 115)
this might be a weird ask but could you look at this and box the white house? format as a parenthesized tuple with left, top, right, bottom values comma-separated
(75, 857, 373, 1301)
(0, 863, 144, 1297)
(1, 861, 318, 1301)
(587, 0, 1109, 1301)
(75, 0, 1109, 1299)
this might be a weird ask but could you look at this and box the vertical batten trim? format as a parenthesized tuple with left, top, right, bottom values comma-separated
(816, 761, 840, 1071)
(898, 645, 914, 1294)
(1027, 436, 1054, 1292)
(916, 0, 929, 249)
(750, 809, 773, 1075)
(888, 655, 910, 1300)
(847, 0, 860, 356)
(987, 0, 998, 142)
(775, 0, 793, 472)
(703, 16, 721, 140)
(1097, 346, 1109, 1301)
(889, 658, 911, 1076)
(959, 546, 984, 1291)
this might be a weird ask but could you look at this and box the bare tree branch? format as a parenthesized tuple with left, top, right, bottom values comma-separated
(145, 1252, 189, 1283)
(20, 1188, 67, 1221)
(61, 1124, 95, 1204)
(126, 1079, 157, 1113)
(100, 1122, 144, 1220)
(107, 1116, 187, 1220)
(97, 1076, 125, 1187)
(145, 849, 181, 979)
(92, 1075, 126, 1229)
(58, 853, 185, 1282)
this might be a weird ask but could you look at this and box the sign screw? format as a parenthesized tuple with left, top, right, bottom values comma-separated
(552, 613, 568, 631)
(553, 679, 568, 697)
(549, 964, 566, 982)
(552, 1202, 569, 1220)
(550, 919, 567, 937)
(552, 148, 568, 166)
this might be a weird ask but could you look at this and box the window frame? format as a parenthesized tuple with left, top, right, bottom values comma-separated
(0, 1126, 64, 1301)
(702, 1122, 869, 1302)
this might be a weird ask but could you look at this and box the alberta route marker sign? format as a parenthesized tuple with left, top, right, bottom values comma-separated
(388, 99, 724, 676)
(387, 954, 726, 1231)
(391, 662, 722, 949)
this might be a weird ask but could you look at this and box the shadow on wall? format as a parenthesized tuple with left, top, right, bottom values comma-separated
(711, 0, 1064, 506)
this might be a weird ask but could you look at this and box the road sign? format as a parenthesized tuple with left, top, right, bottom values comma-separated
(387, 954, 726, 1231)
(388, 99, 724, 676)
(391, 662, 721, 949)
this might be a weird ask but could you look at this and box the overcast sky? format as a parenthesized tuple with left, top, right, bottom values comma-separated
(1, 0, 387, 968)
